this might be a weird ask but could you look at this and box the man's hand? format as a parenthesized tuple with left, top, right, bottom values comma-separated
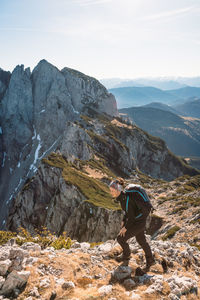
(119, 226, 127, 237)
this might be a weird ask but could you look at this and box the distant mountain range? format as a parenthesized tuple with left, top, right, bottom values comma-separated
(143, 99, 200, 119)
(119, 106, 200, 157)
(101, 76, 200, 90)
(109, 86, 200, 108)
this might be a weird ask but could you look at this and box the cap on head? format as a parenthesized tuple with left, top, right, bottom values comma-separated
(109, 179, 123, 192)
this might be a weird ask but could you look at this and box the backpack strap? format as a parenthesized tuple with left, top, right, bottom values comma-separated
(126, 194, 129, 212)
(125, 189, 149, 203)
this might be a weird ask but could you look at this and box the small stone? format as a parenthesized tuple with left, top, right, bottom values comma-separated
(71, 242, 81, 249)
(98, 243, 112, 253)
(123, 278, 136, 290)
(0, 276, 5, 289)
(29, 286, 40, 298)
(111, 265, 132, 282)
(62, 281, 75, 290)
(9, 248, 29, 260)
(21, 242, 41, 252)
(0, 259, 12, 276)
(80, 242, 90, 251)
(94, 274, 102, 279)
(56, 278, 65, 285)
(98, 285, 112, 295)
(130, 292, 141, 299)
(39, 277, 51, 288)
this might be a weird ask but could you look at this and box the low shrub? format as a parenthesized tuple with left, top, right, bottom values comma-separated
(0, 227, 73, 250)
(162, 225, 180, 241)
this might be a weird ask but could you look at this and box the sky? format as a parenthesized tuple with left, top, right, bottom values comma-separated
(0, 0, 200, 79)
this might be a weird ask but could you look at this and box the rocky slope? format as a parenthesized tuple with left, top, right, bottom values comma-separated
(5, 115, 199, 240)
(1, 171, 200, 299)
(0, 235, 199, 299)
(0, 60, 117, 227)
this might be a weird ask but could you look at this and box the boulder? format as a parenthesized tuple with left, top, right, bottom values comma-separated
(0, 259, 12, 276)
(21, 242, 41, 252)
(123, 278, 136, 290)
(98, 285, 112, 295)
(62, 281, 75, 290)
(111, 266, 132, 282)
(0, 270, 30, 296)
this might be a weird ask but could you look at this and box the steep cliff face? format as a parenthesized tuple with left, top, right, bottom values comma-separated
(0, 60, 118, 227)
(0, 68, 11, 101)
(6, 115, 198, 241)
(61, 67, 118, 117)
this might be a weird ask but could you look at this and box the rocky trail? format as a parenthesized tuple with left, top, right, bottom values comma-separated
(0, 234, 200, 300)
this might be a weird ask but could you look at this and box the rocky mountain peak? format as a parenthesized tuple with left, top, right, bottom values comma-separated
(62, 66, 118, 116)
(0, 60, 118, 227)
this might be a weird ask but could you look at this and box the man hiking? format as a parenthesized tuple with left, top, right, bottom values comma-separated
(109, 178, 155, 271)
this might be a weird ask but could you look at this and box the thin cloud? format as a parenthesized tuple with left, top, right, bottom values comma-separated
(0, 27, 41, 32)
(73, 0, 113, 6)
(141, 6, 195, 21)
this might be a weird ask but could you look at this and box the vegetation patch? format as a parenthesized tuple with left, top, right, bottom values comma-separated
(0, 230, 16, 245)
(0, 227, 72, 249)
(90, 241, 103, 248)
(43, 153, 119, 210)
(190, 243, 200, 251)
(80, 114, 93, 123)
(170, 206, 188, 214)
(104, 123, 129, 151)
(86, 130, 110, 148)
(162, 225, 180, 241)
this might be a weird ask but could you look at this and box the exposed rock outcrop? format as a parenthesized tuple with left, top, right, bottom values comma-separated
(61, 67, 118, 117)
(0, 60, 118, 227)
(0, 236, 199, 299)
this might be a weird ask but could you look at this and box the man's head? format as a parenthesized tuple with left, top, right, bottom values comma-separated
(109, 179, 124, 198)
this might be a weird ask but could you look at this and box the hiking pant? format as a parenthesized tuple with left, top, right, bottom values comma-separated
(117, 220, 153, 262)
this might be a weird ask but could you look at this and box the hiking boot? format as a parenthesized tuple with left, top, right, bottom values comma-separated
(115, 254, 131, 262)
(144, 257, 156, 271)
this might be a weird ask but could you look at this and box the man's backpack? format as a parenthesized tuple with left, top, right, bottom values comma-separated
(124, 184, 154, 218)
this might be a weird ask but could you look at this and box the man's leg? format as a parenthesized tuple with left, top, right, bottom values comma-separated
(117, 222, 146, 259)
(135, 231, 154, 268)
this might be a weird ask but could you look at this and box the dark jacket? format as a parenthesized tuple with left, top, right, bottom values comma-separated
(116, 191, 151, 230)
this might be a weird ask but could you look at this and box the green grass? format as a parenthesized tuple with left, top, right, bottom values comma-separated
(170, 206, 188, 214)
(86, 130, 110, 148)
(42, 153, 119, 210)
(104, 123, 129, 152)
(162, 225, 180, 241)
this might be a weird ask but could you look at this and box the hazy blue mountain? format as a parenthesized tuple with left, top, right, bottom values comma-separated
(109, 87, 179, 108)
(101, 78, 187, 90)
(142, 102, 180, 115)
(178, 76, 200, 87)
(167, 87, 200, 104)
(119, 106, 200, 157)
(173, 98, 200, 118)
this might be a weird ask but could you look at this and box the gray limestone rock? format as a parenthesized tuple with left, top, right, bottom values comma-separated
(60, 122, 93, 162)
(0, 59, 118, 228)
(111, 266, 132, 282)
(0, 259, 12, 276)
(61, 67, 118, 117)
(0, 270, 30, 296)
